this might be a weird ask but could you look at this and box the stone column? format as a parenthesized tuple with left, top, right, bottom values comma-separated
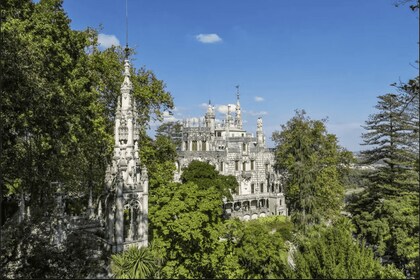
(107, 198, 115, 245)
(115, 176, 124, 253)
(127, 207, 134, 241)
(136, 208, 142, 240)
(18, 190, 25, 223)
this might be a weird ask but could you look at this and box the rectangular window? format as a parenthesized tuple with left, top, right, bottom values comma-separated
(202, 140, 206, 151)
(242, 162, 246, 171)
(185, 141, 188, 151)
(265, 163, 269, 172)
(192, 141, 197, 151)
(242, 143, 246, 152)
(260, 183, 264, 193)
(235, 161, 239, 171)
(251, 160, 254, 170)
(217, 131, 222, 137)
(251, 183, 255, 194)
(220, 162, 224, 172)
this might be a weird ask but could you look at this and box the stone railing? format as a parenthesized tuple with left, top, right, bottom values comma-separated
(230, 192, 283, 202)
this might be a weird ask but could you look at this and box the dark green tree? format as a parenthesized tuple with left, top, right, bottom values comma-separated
(110, 245, 158, 279)
(180, 160, 238, 200)
(349, 86, 419, 278)
(272, 110, 351, 230)
(287, 219, 405, 279)
(360, 93, 418, 197)
(148, 181, 224, 279)
(1, 0, 174, 278)
(156, 121, 183, 149)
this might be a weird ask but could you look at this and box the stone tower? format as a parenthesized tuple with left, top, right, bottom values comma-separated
(256, 117, 265, 146)
(105, 57, 148, 253)
(205, 100, 215, 129)
(234, 88, 243, 129)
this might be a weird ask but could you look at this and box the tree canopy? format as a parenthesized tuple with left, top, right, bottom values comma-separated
(272, 110, 352, 230)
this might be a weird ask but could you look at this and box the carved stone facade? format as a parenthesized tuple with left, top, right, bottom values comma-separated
(104, 58, 148, 253)
(175, 93, 287, 221)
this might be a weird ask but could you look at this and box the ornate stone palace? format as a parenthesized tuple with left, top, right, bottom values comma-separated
(103, 57, 149, 253)
(174, 91, 287, 220)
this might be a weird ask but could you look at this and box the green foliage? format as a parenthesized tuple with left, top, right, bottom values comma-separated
(288, 219, 405, 279)
(149, 181, 224, 278)
(1, 0, 173, 278)
(156, 121, 183, 149)
(0, 219, 108, 279)
(348, 79, 419, 278)
(209, 216, 292, 279)
(349, 192, 419, 278)
(272, 110, 350, 229)
(180, 160, 238, 200)
(360, 93, 419, 196)
(1, 0, 173, 222)
(111, 246, 157, 279)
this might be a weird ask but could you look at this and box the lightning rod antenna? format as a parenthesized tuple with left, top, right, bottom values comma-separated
(125, 0, 129, 58)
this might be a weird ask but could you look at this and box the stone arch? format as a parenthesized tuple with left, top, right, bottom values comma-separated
(242, 201, 250, 211)
(259, 212, 266, 218)
(250, 200, 257, 209)
(123, 199, 142, 241)
(251, 214, 258, 220)
(243, 214, 250, 221)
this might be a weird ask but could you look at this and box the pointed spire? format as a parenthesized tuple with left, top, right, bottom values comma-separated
(236, 85, 240, 103)
(235, 85, 242, 129)
(124, 0, 129, 59)
(256, 117, 264, 146)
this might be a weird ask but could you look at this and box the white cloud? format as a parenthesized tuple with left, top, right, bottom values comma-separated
(254, 96, 264, 102)
(217, 104, 237, 114)
(247, 110, 268, 116)
(199, 103, 209, 109)
(98, 33, 120, 49)
(195, 33, 222, 44)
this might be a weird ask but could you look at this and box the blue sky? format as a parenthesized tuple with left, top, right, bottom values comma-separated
(61, 0, 419, 151)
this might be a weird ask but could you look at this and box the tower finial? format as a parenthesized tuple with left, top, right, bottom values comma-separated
(124, 0, 129, 59)
(236, 85, 240, 100)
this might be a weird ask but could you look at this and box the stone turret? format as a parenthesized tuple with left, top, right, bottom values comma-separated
(105, 58, 148, 253)
(257, 117, 265, 146)
(226, 104, 234, 129)
(205, 100, 215, 129)
(235, 88, 243, 129)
